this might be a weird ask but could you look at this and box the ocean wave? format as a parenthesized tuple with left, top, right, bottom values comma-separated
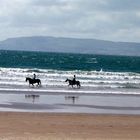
(0, 87, 139, 96)
(25, 69, 46, 73)
(0, 67, 140, 92)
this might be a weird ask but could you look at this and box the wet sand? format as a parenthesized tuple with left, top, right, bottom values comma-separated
(0, 112, 140, 140)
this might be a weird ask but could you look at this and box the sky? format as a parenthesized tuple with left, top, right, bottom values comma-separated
(0, 0, 140, 42)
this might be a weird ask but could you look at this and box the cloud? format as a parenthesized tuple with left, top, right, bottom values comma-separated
(0, 0, 140, 42)
(30, 0, 67, 6)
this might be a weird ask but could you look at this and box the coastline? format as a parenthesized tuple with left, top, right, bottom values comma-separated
(0, 82, 139, 139)
(0, 91, 140, 114)
(0, 112, 140, 140)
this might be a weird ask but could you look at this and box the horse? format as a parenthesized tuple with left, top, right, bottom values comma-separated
(26, 77, 41, 86)
(65, 78, 81, 88)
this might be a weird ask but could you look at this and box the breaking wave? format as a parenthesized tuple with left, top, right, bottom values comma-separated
(0, 67, 140, 95)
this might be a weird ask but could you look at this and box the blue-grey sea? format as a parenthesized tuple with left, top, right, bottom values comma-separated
(0, 50, 140, 114)
(0, 50, 140, 93)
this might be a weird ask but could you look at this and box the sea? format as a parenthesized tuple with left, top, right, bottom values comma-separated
(0, 50, 140, 114)
(0, 50, 140, 94)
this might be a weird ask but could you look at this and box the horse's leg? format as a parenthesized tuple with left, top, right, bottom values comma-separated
(37, 82, 40, 87)
(77, 83, 79, 88)
(79, 82, 81, 88)
(29, 82, 31, 87)
(78, 84, 80, 88)
(36, 81, 41, 87)
(76, 83, 80, 88)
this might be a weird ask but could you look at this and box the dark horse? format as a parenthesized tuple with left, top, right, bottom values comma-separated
(65, 78, 81, 88)
(26, 77, 41, 86)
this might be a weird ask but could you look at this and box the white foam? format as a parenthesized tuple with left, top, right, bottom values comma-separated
(0, 87, 139, 96)
(0, 67, 140, 93)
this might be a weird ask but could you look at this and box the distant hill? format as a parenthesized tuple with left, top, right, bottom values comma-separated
(0, 36, 140, 56)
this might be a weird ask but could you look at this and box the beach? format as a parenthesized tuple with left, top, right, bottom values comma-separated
(0, 112, 140, 140)
(0, 87, 140, 140)
(0, 91, 140, 140)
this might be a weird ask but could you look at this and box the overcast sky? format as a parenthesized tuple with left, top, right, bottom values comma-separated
(0, 0, 140, 42)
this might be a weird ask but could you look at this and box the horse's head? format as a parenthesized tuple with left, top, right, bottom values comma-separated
(65, 78, 69, 82)
(26, 77, 29, 82)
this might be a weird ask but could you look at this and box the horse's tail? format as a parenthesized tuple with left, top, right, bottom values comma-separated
(78, 81, 81, 88)
(40, 80, 41, 85)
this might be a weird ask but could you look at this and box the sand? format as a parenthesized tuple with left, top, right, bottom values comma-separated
(0, 112, 140, 140)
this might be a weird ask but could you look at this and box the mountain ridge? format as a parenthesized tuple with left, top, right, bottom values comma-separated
(0, 36, 140, 56)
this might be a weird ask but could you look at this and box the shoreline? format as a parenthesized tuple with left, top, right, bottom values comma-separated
(0, 112, 140, 140)
(0, 87, 140, 97)
(0, 91, 140, 114)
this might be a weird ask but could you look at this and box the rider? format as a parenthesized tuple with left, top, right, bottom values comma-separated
(33, 73, 36, 80)
(73, 75, 76, 84)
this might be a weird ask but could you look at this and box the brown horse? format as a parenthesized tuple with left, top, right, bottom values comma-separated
(65, 78, 81, 88)
(26, 77, 41, 86)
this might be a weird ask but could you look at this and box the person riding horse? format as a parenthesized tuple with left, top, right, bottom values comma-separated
(73, 75, 76, 84)
(65, 75, 81, 88)
(26, 74, 41, 86)
(33, 73, 36, 80)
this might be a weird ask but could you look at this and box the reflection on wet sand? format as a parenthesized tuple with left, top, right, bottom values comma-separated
(65, 96, 79, 104)
(25, 95, 40, 103)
